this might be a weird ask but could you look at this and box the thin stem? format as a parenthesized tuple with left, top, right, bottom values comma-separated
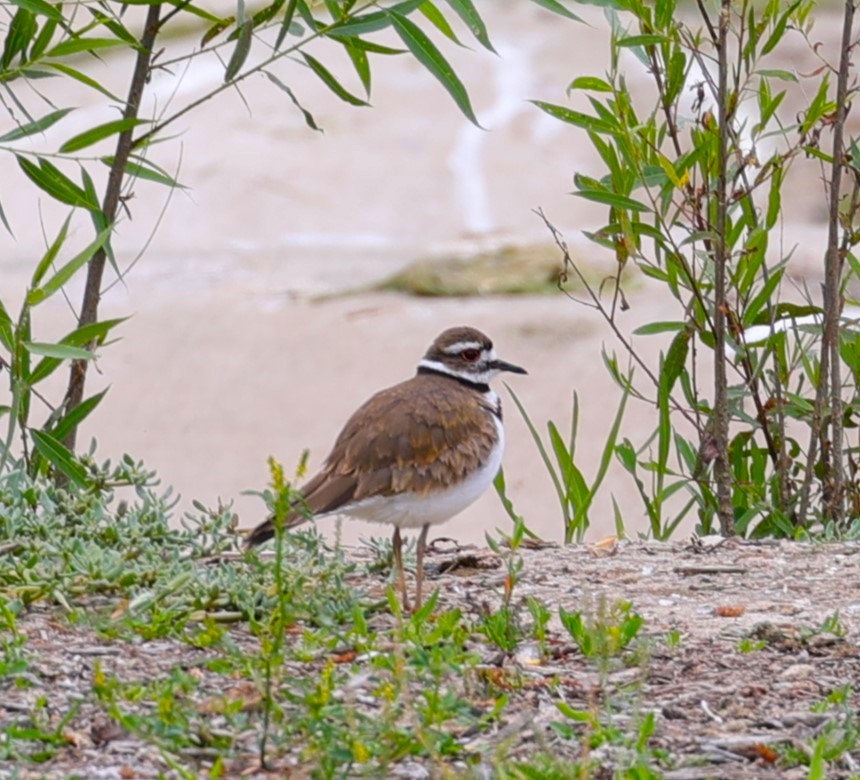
(823, 0, 856, 525)
(62, 3, 163, 451)
(713, 0, 734, 535)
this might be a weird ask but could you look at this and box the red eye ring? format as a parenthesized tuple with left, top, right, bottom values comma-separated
(461, 349, 481, 362)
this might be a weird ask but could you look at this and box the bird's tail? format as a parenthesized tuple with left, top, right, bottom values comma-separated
(243, 511, 310, 548)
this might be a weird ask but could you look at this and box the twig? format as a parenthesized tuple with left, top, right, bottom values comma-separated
(62, 3, 163, 451)
(822, 0, 856, 525)
(674, 565, 748, 575)
(712, 0, 735, 535)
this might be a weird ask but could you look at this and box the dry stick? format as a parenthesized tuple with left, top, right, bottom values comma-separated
(824, 0, 856, 525)
(713, 0, 735, 535)
(536, 209, 699, 430)
(62, 3, 163, 452)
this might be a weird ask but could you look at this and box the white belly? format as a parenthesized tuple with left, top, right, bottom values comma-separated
(339, 420, 505, 529)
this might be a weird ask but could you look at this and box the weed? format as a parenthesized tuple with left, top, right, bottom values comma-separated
(737, 638, 767, 653)
(559, 599, 644, 663)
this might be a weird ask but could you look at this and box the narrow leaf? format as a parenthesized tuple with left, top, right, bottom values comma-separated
(0, 107, 74, 143)
(634, 321, 686, 335)
(302, 53, 369, 106)
(30, 430, 90, 488)
(28, 227, 112, 306)
(225, 20, 253, 81)
(530, 100, 616, 134)
(275, 0, 299, 49)
(574, 189, 651, 213)
(568, 76, 612, 93)
(418, 1, 463, 47)
(31, 214, 70, 286)
(444, 0, 495, 52)
(388, 10, 480, 126)
(9, 0, 62, 21)
(529, 0, 583, 22)
(60, 118, 147, 154)
(46, 37, 126, 57)
(44, 62, 121, 101)
(17, 156, 97, 210)
(265, 72, 323, 131)
(50, 389, 108, 443)
(23, 342, 95, 360)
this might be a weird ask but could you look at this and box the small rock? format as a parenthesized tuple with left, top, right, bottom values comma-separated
(781, 663, 816, 679)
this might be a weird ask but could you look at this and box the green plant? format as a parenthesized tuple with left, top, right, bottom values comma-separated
(737, 637, 767, 654)
(533, 0, 860, 538)
(559, 599, 644, 662)
(552, 704, 665, 778)
(509, 386, 629, 543)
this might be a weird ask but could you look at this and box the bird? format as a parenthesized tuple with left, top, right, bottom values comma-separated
(244, 325, 526, 611)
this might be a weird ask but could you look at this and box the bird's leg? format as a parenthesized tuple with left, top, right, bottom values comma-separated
(415, 524, 430, 610)
(392, 526, 410, 612)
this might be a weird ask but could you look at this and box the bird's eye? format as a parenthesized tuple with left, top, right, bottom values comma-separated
(461, 349, 481, 362)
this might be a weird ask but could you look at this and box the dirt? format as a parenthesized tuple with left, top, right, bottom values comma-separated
(3, 540, 858, 779)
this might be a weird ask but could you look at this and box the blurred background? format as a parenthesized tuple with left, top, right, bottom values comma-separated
(0, 0, 846, 543)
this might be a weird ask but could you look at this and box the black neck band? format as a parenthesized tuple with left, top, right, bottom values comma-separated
(417, 365, 490, 393)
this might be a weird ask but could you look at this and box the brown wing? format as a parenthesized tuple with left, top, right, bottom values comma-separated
(316, 373, 498, 501)
(244, 374, 497, 547)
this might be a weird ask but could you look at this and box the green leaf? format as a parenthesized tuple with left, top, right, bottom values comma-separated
(761, 0, 801, 56)
(16, 156, 98, 210)
(388, 10, 480, 127)
(568, 76, 612, 93)
(9, 0, 62, 21)
(530, 100, 616, 134)
(529, 0, 583, 22)
(60, 118, 147, 154)
(30, 15, 57, 59)
(0, 108, 74, 143)
(660, 327, 691, 395)
(418, 1, 463, 46)
(23, 342, 95, 360)
(2, 9, 37, 68)
(100, 155, 186, 188)
(31, 214, 70, 286)
(30, 430, 90, 488)
(0, 198, 12, 236)
(574, 189, 651, 213)
(28, 226, 112, 306)
(201, 15, 235, 46)
(302, 53, 369, 106)
(756, 68, 797, 82)
(264, 72, 323, 132)
(43, 62, 121, 101)
(46, 37, 126, 57)
(634, 321, 686, 335)
(617, 34, 666, 46)
(225, 19, 253, 81)
(330, 0, 423, 36)
(342, 36, 371, 96)
(443, 0, 495, 52)
(50, 389, 108, 443)
(276, 0, 301, 48)
(29, 317, 126, 385)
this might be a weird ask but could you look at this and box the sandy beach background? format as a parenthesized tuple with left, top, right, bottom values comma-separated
(0, 1, 845, 544)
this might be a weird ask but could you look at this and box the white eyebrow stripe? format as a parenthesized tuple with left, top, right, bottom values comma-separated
(443, 341, 485, 354)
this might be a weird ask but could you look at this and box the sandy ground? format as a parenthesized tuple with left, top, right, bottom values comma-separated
(4, 540, 859, 778)
(0, 3, 850, 543)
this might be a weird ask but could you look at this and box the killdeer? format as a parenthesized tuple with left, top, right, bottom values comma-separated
(245, 326, 526, 610)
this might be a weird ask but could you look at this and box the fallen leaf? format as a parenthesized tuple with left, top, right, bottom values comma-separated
(714, 605, 746, 617)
